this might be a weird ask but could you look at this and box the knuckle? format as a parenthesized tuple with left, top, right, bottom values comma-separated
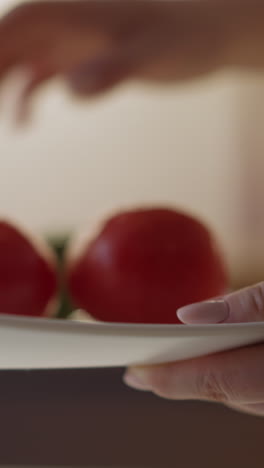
(196, 367, 236, 403)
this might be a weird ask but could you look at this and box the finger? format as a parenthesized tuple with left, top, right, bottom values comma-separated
(0, 55, 20, 83)
(226, 402, 264, 417)
(177, 282, 264, 324)
(66, 55, 135, 97)
(0, 5, 40, 78)
(16, 63, 56, 124)
(123, 344, 264, 404)
(0, 2, 80, 83)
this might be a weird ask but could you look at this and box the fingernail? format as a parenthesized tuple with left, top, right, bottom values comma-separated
(123, 368, 151, 391)
(177, 299, 229, 324)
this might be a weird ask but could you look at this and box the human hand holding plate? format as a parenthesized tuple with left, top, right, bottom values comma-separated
(124, 283, 264, 417)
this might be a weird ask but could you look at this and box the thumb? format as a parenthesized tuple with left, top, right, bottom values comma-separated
(177, 282, 264, 324)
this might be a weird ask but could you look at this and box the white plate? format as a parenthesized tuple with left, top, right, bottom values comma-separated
(0, 314, 264, 369)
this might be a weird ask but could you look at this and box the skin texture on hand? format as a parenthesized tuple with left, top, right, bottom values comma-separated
(124, 282, 264, 417)
(0, 1, 263, 117)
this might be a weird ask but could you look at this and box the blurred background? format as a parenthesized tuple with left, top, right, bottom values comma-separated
(2, 49, 264, 288)
(1, 1, 264, 468)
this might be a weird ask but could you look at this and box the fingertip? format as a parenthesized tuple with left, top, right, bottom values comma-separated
(177, 299, 229, 324)
(123, 367, 152, 391)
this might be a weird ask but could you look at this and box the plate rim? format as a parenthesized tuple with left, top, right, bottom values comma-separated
(0, 313, 264, 339)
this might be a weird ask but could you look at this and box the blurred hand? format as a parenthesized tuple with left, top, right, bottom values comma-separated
(124, 282, 264, 417)
(0, 1, 263, 117)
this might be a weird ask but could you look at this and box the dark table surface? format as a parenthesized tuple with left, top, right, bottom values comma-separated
(0, 367, 263, 467)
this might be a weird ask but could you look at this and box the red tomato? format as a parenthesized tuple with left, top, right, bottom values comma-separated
(67, 208, 228, 324)
(0, 220, 58, 317)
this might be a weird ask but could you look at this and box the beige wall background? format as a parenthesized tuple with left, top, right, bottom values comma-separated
(0, 1, 264, 283)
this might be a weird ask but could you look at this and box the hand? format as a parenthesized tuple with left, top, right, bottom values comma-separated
(0, 1, 263, 118)
(124, 282, 264, 417)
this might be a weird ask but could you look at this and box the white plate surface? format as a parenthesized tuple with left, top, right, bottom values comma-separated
(0, 314, 263, 369)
